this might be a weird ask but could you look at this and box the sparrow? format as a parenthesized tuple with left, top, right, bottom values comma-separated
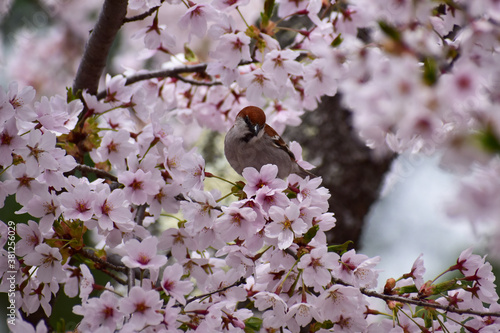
(224, 106, 316, 179)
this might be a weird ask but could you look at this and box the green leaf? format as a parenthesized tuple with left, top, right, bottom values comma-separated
(398, 284, 418, 294)
(378, 21, 401, 41)
(66, 87, 81, 102)
(303, 225, 319, 244)
(433, 279, 460, 295)
(331, 33, 343, 47)
(244, 317, 263, 332)
(422, 57, 438, 86)
(475, 125, 500, 154)
(264, 0, 275, 19)
(184, 44, 197, 62)
(328, 240, 354, 254)
(261, 0, 275, 27)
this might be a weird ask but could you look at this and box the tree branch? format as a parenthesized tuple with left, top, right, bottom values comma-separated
(79, 249, 127, 272)
(185, 277, 246, 305)
(172, 74, 222, 87)
(95, 63, 209, 100)
(359, 287, 500, 318)
(70, 163, 118, 182)
(73, 0, 128, 95)
(124, 5, 161, 23)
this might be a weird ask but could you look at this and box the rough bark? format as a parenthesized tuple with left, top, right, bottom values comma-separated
(285, 94, 394, 247)
(72, 0, 128, 95)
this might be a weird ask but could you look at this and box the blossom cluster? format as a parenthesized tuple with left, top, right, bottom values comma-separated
(1, 0, 500, 332)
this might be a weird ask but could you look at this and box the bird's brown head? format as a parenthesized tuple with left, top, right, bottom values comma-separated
(236, 106, 266, 128)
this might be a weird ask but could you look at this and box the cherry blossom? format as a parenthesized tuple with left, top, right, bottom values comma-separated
(15, 129, 60, 173)
(216, 201, 259, 242)
(73, 290, 124, 331)
(119, 286, 164, 329)
(121, 236, 168, 279)
(92, 188, 133, 231)
(118, 168, 161, 205)
(33, 95, 82, 134)
(181, 189, 220, 234)
(242, 164, 287, 197)
(265, 203, 308, 249)
(159, 227, 197, 261)
(238, 68, 280, 104)
(17, 191, 61, 235)
(211, 31, 252, 69)
(177, 3, 218, 39)
(262, 49, 303, 84)
(161, 263, 193, 305)
(0, 117, 25, 167)
(59, 181, 95, 222)
(4, 163, 46, 206)
(3, 1, 500, 332)
(91, 129, 138, 170)
(298, 246, 339, 292)
(16, 220, 43, 257)
(23, 244, 66, 283)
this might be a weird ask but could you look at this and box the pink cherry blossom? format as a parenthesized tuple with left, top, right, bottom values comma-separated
(211, 0, 250, 11)
(216, 202, 258, 242)
(16, 220, 43, 257)
(285, 294, 322, 330)
(15, 129, 60, 173)
(298, 246, 339, 292)
(119, 286, 164, 329)
(74, 290, 124, 331)
(242, 164, 288, 197)
(303, 59, 338, 101)
(159, 227, 196, 261)
(104, 74, 135, 104)
(92, 188, 133, 231)
(91, 129, 138, 170)
(177, 3, 218, 39)
(161, 263, 193, 305)
(17, 191, 61, 235)
(211, 31, 252, 69)
(34, 95, 82, 134)
(4, 163, 46, 205)
(317, 285, 366, 323)
(6, 81, 36, 122)
(331, 249, 381, 288)
(24, 244, 66, 283)
(181, 189, 220, 235)
(262, 49, 303, 83)
(121, 236, 168, 274)
(118, 169, 161, 205)
(0, 117, 25, 167)
(265, 204, 308, 249)
(59, 181, 95, 222)
(255, 185, 291, 213)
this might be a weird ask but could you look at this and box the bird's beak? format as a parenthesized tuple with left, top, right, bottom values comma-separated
(253, 123, 262, 136)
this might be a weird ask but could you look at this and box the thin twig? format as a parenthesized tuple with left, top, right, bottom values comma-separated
(359, 287, 500, 318)
(100, 269, 127, 285)
(79, 249, 127, 272)
(124, 5, 161, 23)
(71, 164, 118, 182)
(185, 277, 246, 305)
(95, 63, 209, 100)
(172, 74, 222, 86)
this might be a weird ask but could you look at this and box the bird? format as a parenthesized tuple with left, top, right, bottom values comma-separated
(224, 106, 316, 179)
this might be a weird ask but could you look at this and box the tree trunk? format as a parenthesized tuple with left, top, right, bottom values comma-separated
(285, 94, 394, 247)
